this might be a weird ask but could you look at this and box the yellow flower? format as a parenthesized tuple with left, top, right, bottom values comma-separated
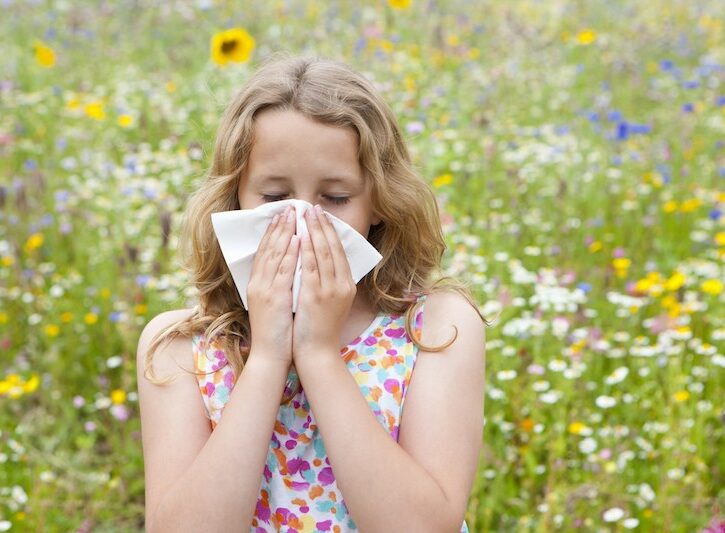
(575, 29, 597, 45)
(432, 173, 453, 188)
(378, 39, 394, 53)
(673, 390, 689, 402)
(34, 40, 56, 67)
(612, 257, 631, 270)
(663, 200, 678, 213)
(404, 74, 416, 92)
(388, 0, 411, 9)
(447, 34, 460, 47)
(210, 28, 255, 67)
(568, 421, 588, 435)
(84, 101, 105, 120)
(44, 324, 60, 337)
(467, 48, 480, 60)
(701, 278, 723, 295)
(714, 232, 725, 246)
(634, 278, 653, 293)
(100, 288, 111, 299)
(165, 81, 176, 93)
(680, 198, 702, 213)
(111, 389, 126, 405)
(0, 312, 7, 324)
(60, 312, 74, 323)
(24, 233, 44, 252)
(1, 255, 14, 266)
(66, 96, 81, 111)
(24, 375, 39, 393)
(588, 240, 602, 253)
(665, 271, 685, 291)
(84, 313, 98, 325)
(135, 304, 148, 315)
(117, 114, 134, 128)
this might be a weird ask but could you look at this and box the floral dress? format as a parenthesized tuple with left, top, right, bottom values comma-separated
(191, 295, 470, 532)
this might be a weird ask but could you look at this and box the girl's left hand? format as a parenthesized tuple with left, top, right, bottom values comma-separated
(292, 204, 357, 363)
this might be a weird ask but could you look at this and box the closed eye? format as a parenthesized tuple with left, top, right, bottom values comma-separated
(261, 194, 350, 205)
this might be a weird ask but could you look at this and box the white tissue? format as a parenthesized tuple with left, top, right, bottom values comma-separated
(211, 199, 383, 313)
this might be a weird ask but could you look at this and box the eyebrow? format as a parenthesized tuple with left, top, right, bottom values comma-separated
(256, 175, 359, 185)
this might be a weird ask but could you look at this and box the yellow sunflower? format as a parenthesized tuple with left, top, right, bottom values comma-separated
(210, 28, 256, 67)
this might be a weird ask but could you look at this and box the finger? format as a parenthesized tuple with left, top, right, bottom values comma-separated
(259, 208, 293, 287)
(299, 227, 319, 286)
(305, 205, 334, 281)
(250, 212, 282, 280)
(272, 234, 299, 288)
(268, 206, 292, 250)
(316, 206, 351, 283)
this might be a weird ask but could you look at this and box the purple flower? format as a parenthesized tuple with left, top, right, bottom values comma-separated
(700, 517, 725, 533)
(73, 395, 85, 408)
(110, 404, 129, 421)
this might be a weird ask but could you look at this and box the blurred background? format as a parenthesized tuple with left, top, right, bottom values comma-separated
(1, 0, 724, 531)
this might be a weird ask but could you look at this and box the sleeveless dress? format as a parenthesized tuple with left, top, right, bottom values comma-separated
(191, 295, 470, 533)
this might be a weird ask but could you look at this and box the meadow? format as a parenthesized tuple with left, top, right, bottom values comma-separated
(0, 0, 723, 531)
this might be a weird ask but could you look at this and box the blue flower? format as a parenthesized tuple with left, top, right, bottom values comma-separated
(660, 60, 674, 71)
(607, 110, 622, 122)
(682, 103, 694, 113)
(577, 282, 592, 293)
(616, 121, 629, 140)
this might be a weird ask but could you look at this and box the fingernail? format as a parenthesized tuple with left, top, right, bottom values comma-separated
(272, 213, 279, 224)
(308, 205, 317, 219)
(287, 207, 295, 222)
(315, 204, 323, 217)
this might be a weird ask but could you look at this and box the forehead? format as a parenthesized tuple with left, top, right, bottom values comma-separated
(245, 109, 363, 186)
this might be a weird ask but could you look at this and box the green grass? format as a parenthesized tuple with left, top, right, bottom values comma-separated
(0, 0, 723, 531)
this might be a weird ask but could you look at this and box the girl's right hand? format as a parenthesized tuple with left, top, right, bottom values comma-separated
(246, 205, 299, 366)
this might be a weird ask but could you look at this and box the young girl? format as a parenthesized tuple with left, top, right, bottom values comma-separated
(137, 53, 490, 533)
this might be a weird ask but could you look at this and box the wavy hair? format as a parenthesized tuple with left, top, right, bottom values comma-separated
(143, 53, 492, 403)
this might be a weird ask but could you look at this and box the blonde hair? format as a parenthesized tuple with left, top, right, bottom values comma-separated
(144, 53, 492, 402)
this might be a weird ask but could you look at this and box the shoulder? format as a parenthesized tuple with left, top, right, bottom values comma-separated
(137, 307, 198, 381)
(418, 290, 486, 350)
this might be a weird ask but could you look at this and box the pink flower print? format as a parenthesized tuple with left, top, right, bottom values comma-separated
(223, 369, 234, 389)
(205, 381, 215, 396)
(363, 334, 379, 346)
(316, 519, 333, 531)
(318, 466, 336, 485)
(384, 378, 402, 402)
(287, 458, 310, 475)
(384, 326, 405, 339)
(255, 496, 271, 521)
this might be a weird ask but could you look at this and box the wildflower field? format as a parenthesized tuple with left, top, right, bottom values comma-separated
(1, 0, 724, 531)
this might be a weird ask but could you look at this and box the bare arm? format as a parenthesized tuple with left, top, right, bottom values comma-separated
(137, 310, 290, 532)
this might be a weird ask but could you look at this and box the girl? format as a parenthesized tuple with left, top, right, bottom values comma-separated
(137, 53, 490, 533)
